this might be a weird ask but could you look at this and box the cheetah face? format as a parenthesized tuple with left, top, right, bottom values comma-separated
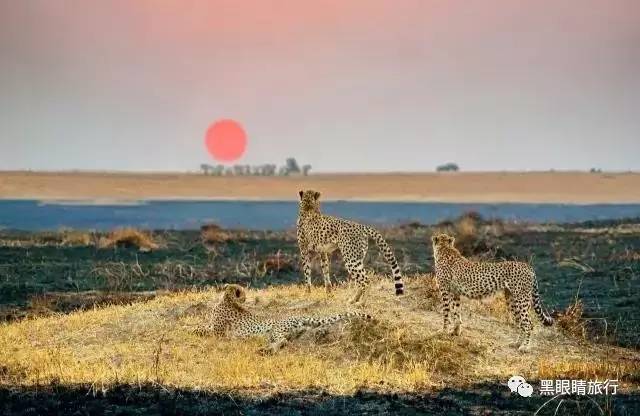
(298, 189, 321, 212)
(223, 284, 247, 304)
(431, 233, 456, 248)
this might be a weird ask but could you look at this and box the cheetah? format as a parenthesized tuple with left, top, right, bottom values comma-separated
(431, 233, 553, 352)
(296, 189, 404, 304)
(194, 284, 372, 353)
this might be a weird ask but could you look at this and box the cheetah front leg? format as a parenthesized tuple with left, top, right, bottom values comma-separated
(297, 229, 314, 293)
(320, 253, 333, 293)
(262, 330, 289, 354)
(301, 250, 314, 293)
(451, 294, 462, 336)
(440, 291, 452, 333)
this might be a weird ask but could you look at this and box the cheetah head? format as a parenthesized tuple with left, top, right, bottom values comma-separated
(298, 189, 322, 212)
(222, 284, 247, 304)
(431, 233, 456, 248)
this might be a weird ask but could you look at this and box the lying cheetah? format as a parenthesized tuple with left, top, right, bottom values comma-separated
(431, 233, 553, 352)
(194, 284, 371, 352)
(296, 189, 404, 303)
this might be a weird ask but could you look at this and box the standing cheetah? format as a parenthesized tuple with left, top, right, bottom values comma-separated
(431, 233, 553, 352)
(296, 189, 404, 303)
(194, 284, 371, 352)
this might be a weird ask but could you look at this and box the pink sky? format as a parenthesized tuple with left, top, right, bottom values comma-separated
(1, 1, 639, 171)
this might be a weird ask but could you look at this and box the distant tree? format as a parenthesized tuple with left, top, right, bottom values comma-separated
(260, 164, 275, 176)
(590, 167, 602, 173)
(204, 160, 311, 176)
(200, 164, 211, 175)
(436, 163, 460, 172)
(278, 166, 289, 176)
(285, 157, 301, 174)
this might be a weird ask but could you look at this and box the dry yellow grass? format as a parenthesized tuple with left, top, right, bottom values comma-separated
(262, 250, 296, 274)
(614, 249, 640, 261)
(97, 228, 161, 251)
(556, 299, 588, 338)
(1, 277, 638, 395)
(60, 229, 93, 246)
(200, 223, 231, 244)
(455, 213, 479, 238)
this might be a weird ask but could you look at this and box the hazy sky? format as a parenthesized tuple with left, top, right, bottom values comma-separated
(1, 1, 639, 172)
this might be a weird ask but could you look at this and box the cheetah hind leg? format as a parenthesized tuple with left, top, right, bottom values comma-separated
(348, 284, 368, 304)
(505, 289, 521, 348)
(512, 298, 533, 353)
(346, 261, 369, 304)
(320, 253, 333, 293)
(348, 280, 370, 305)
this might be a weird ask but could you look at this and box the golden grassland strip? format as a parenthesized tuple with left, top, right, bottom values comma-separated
(1, 171, 640, 203)
(1, 280, 638, 394)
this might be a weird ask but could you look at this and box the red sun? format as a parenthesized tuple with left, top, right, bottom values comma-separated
(205, 119, 247, 162)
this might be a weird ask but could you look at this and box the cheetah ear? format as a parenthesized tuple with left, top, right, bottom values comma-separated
(313, 191, 321, 200)
(222, 284, 233, 296)
(235, 288, 242, 298)
(431, 235, 438, 244)
(298, 190, 304, 199)
(448, 236, 456, 246)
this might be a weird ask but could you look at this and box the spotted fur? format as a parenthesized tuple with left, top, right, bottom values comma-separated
(296, 189, 404, 303)
(195, 284, 371, 352)
(431, 233, 553, 352)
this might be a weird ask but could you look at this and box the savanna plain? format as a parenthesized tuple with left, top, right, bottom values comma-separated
(0, 213, 639, 415)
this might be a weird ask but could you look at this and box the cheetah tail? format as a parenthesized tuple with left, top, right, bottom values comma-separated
(365, 227, 404, 295)
(532, 279, 554, 326)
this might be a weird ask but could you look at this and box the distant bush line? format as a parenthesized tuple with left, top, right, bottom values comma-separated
(200, 157, 311, 176)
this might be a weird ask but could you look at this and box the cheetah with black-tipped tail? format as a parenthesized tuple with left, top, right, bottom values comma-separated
(194, 284, 371, 353)
(296, 189, 404, 304)
(431, 233, 553, 352)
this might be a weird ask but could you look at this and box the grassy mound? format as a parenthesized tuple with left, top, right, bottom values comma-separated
(1, 277, 638, 396)
(97, 228, 161, 252)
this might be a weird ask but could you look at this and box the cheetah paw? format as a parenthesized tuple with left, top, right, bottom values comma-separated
(434, 328, 450, 337)
(350, 296, 367, 306)
(258, 345, 281, 356)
